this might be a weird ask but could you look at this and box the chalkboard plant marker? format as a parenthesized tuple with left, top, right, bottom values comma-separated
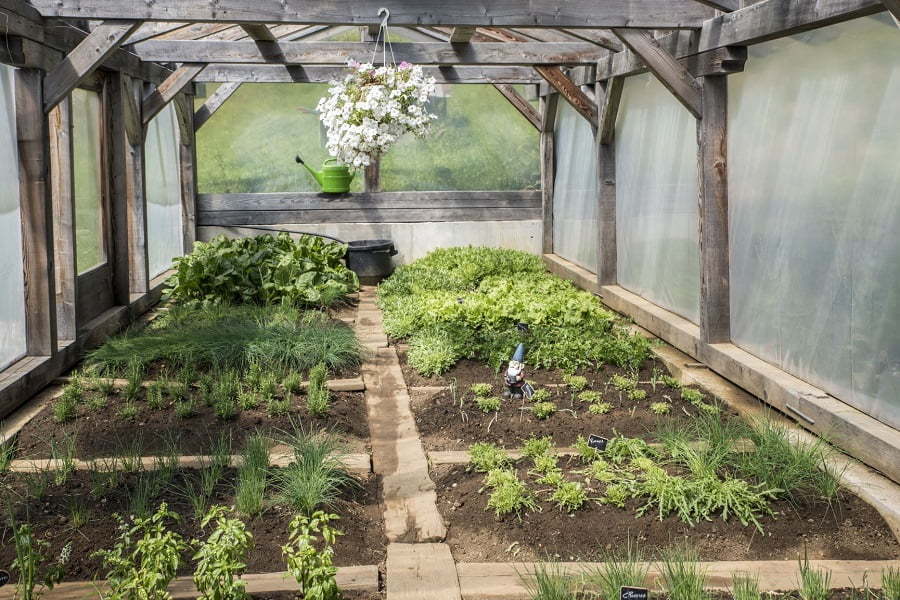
(588, 434, 609, 451)
(0, 570, 9, 587)
(621, 586, 650, 600)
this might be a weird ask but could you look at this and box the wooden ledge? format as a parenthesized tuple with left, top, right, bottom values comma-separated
(0, 566, 379, 600)
(54, 376, 366, 392)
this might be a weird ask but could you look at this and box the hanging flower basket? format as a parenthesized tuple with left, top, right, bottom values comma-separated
(317, 60, 437, 168)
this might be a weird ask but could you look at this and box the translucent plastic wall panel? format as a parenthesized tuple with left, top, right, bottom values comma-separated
(145, 104, 183, 276)
(72, 89, 105, 273)
(552, 101, 598, 272)
(615, 73, 699, 322)
(0, 65, 27, 370)
(729, 14, 900, 429)
(380, 85, 539, 191)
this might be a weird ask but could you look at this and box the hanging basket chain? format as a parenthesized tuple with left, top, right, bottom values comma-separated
(370, 7, 397, 67)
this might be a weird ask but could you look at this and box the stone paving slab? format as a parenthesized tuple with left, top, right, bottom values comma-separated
(387, 543, 462, 600)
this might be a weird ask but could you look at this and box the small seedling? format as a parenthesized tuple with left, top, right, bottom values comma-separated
(530, 452, 559, 475)
(531, 402, 555, 420)
(86, 392, 108, 412)
(610, 374, 637, 392)
(650, 402, 671, 415)
(583, 459, 616, 483)
(146, 381, 167, 410)
(174, 399, 196, 419)
(661, 375, 681, 390)
(627, 389, 647, 401)
(536, 468, 565, 487)
(602, 483, 629, 507)
(578, 390, 602, 403)
(882, 566, 900, 600)
(52, 395, 77, 424)
(0, 439, 17, 472)
(306, 362, 330, 416)
(470, 383, 492, 397)
(469, 442, 512, 473)
(475, 395, 501, 413)
(574, 435, 603, 463)
(283, 373, 303, 395)
(588, 402, 612, 415)
(484, 469, 537, 519)
(238, 390, 261, 410)
(214, 397, 238, 421)
(680, 387, 704, 404)
(731, 573, 762, 600)
(521, 435, 553, 460)
(797, 552, 831, 600)
(266, 397, 291, 417)
(551, 480, 587, 511)
(529, 388, 551, 403)
(117, 402, 139, 421)
(562, 374, 588, 391)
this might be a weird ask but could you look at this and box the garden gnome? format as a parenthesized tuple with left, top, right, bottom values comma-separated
(504, 343, 527, 399)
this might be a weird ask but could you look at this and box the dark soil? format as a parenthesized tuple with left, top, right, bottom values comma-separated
(15, 391, 370, 458)
(0, 468, 385, 582)
(406, 355, 729, 450)
(254, 593, 382, 600)
(433, 465, 900, 563)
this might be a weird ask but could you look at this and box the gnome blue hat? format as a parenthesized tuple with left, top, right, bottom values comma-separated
(511, 343, 526, 363)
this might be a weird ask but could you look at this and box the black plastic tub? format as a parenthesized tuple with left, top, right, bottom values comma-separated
(346, 239, 397, 284)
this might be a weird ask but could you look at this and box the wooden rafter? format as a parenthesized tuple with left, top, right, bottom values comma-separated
(611, 29, 701, 119)
(691, 0, 740, 11)
(127, 22, 188, 44)
(239, 23, 277, 41)
(559, 29, 623, 52)
(132, 40, 608, 65)
(142, 64, 205, 126)
(449, 26, 476, 43)
(194, 64, 543, 84)
(42, 20, 142, 112)
(534, 66, 597, 129)
(492, 84, 540, 130)
(25, 0, 714, 29)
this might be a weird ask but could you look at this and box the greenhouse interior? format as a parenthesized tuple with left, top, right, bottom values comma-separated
(1, 1, 899, 600)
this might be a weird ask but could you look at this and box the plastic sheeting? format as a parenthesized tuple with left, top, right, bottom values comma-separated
(728, 13, 900, 430)
(72, 89, 105, 273)
(552, 101, 598, 272)
(145, 103, 183, 277)
(615, 73, 699, 323)
(0, 65, 27, 370)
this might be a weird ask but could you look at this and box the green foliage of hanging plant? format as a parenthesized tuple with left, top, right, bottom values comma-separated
(378, 247, 650, 374)
(168, 233, 358, 308)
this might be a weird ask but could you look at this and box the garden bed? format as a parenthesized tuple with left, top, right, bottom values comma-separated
(13, 389, 370, 459)
(404, 351, 727, 450)
(0, 467, 385, 581)
(433, 463, 900, 563)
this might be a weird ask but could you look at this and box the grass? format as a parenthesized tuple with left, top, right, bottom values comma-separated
(730, 573, 762, 600)
(658, 544, 708, 600)
(306, 362, 330, 416)
(234, 432, 270, 517)
(586, 540, 649, 600)
(797, 552, 831, 600)
(275, 424, 359, 516)
(0, 437, 17, 472)
(883, 566, 900, 600)
(521, 563, 575, 600)
(89, 305, 363, 378)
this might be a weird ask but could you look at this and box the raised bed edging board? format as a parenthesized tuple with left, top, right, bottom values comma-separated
(542, 253, 900, 487)
(0, 566, 379, 600)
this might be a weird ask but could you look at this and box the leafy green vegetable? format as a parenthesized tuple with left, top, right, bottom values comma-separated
(168, 234, 358, 308)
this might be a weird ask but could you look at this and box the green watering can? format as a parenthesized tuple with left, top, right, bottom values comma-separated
(295, 155, 355, 194)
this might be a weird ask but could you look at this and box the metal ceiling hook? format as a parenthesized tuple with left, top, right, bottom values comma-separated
(378, 7, 390, 29)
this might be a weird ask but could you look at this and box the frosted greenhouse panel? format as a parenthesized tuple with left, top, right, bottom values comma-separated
(72, 89, 105, 273)
(729, 14, 900, 429)
(615, 73, 699, 322)
(145, 103, 183, 277)
(552, 101, 598, 272)
(380, 85, 539, 191)
(0, 64, 27, 370)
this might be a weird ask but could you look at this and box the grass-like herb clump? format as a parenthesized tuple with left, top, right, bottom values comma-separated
(378, 247, 649, 375)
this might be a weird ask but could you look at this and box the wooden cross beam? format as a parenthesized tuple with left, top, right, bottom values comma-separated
(142, 64, 206, 126)
(534, 66, 598, 129)
(611, 29, 702, 118)
(239, 23, 277, 41)
(558, 29, 623, 52)
(25, 0, 714, 29)
(691, 0, 740, 11)
(42, 20, 142, 112)
(492, 84, 540, 130)
(132, 40, 609, 65)
(449, 26, 476, 43)
(193, 64, 544, 84)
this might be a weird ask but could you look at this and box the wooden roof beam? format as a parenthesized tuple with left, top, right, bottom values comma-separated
(449, 26, 476, 43)
(691, 0, 740, 11)
(559, 29, 623, 52)
(534, 66, 597, 129)
(194, 64, 543, 84)
(611, 29, 701, 118)
(239, 23, 277, 41)
(142, 64, 205, 126)
(492, 84, 540, 130)
(25, 0, 715, 29)
(133, 40, 609, 65)
(42, 20, 142, 112)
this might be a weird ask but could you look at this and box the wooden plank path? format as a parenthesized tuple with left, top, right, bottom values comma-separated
(456, 560, 900, 599)
(0, 566, 379, 600)
(356, 287, 446, 543)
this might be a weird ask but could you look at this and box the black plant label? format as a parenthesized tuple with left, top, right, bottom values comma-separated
(0, 570, 9, 587)
(588, 434, 608, 451)
(620, 586, 649, 600)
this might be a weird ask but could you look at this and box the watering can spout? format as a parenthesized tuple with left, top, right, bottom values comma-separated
(295, 154, 325, 187)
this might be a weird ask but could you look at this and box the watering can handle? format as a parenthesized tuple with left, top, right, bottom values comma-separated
(324, 158, 338, 165)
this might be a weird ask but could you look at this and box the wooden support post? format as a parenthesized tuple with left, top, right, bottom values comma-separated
(492, 84, 541, 130)
(611, 29, 702, 119)
(697, 75, 730, 344)
(108, 73, 149, 301)
(540, 94, 559, 255)
(596, 77, 623, 286)
(42, 20, 142, 113)
(174, 94, 198, 253)
(142, 64, 205, 127)
(15, 69, 57, 356)
(48, 96, 77, 341)
(535, 66, 598, 129)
